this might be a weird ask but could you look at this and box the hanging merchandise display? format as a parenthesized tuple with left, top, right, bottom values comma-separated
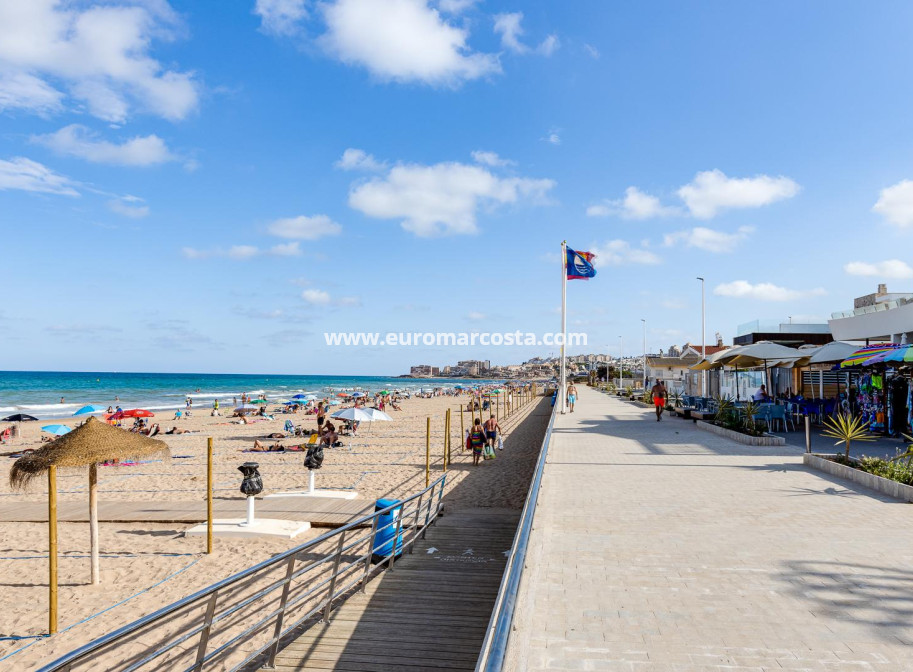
(856, 373, 885, 431)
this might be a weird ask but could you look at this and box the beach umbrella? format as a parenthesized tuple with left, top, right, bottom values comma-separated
(363, 409, 393, 422)
(73, 405, 107, 416)
(379, 390, 390, 395)
(248, 399, 268, 405)
(331, 407, 374, 422)
(291, 394, 307, 400)
(336, 392, 350, 398)
(41, 425, 72, 436)
(234, 405, 258, 413)
(121, 409, 154, 418)
(326, 399, 341, 406)
(9, 417, 169, 631)
(2, 413, 38, 422)
(882, 345, 913, 363)
(106, 411, 125, 421)
(840, 344, 897, 368)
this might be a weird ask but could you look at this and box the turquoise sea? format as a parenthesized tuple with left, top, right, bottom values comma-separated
(0, 371, 483, 420)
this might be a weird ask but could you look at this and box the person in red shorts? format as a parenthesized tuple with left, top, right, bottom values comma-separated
(651, 379, 667, 422)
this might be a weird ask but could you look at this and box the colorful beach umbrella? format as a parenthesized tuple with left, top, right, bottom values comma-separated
(41, 424, 72, 436)
(248, 399, 268, 405)
(840, 344, 897, 368)
(882, 345, 913, 363)
(73, 405, 107, 416)
(291, 394, 307, 400)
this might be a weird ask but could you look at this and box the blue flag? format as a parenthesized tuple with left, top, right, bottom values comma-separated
(566, 247, 597, 280)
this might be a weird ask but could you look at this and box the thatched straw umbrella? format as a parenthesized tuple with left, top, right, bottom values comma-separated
(9, 416, 169, 633)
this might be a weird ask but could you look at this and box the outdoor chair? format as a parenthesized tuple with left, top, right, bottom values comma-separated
(765, 405, 791, 432)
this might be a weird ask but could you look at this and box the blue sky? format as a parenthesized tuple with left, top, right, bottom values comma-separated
(2, 0, 913, 375)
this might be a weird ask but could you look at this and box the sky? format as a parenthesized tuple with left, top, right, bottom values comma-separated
(2, 0, 913, 375)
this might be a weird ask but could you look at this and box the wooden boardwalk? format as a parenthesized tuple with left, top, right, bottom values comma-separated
(272, 508, 519, 671)
(0, 496, 373, 527)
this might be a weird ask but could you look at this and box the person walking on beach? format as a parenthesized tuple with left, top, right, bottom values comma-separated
(484, 414, 502, 450)
(567, 383, 578, 413)
(651, 379, 667, 421)
(316, 402, 326, 431)
(469, 418, 486, 466)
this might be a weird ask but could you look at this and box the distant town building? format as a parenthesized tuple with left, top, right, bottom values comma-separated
(409, 365, 440, 377)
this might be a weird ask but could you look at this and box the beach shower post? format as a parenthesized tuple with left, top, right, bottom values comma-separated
(239, 462, 263, 527)
(425, 417, 431, 488)
(207, 437, 213, 554)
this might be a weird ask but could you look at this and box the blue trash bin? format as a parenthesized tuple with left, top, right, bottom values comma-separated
(372, 498, 404, 563)
(550, 391, 557, 407)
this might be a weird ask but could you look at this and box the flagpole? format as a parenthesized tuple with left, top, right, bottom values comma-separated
(560, 241, 567, 414)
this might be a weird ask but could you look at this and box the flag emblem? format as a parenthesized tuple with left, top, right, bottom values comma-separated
(566, 247, 597, 280)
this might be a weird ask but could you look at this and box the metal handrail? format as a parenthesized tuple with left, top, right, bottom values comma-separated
(475, 396, 556, 672)
(40, 475, 447, 672)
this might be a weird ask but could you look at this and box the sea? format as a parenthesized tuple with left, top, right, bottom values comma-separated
(0, 371, 484, 420)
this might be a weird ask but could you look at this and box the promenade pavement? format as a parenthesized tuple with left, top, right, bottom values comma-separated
(506, 386, 913, 671)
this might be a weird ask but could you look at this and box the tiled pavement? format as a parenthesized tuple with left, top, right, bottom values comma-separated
(505, 386, 913, 671)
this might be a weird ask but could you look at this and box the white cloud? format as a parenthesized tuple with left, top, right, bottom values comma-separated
(302, 289, 332, 305)
(319, 0, 499, 86)
(713, 281, 825, 302)
(663, 226, 753, 253)
(677, 169, 800, 219)
(268, 214, 343, 239)
(228, 245, 260, 260)
(335, 148, 386, 172)
(493, 12, 558, 56)
(590, 240, 661, 266)
(108, 195, 148, 218)
(337, 296, 362, 307)
(0, 156, 78, 196)
(182, 243, 302, 260)
(471, 150, 514, 167)
(467, 311, 486, 321)
(844, 259, 913, 279)
(584, 43, 600, 59)
(254, 0, 308, 36)
(493, 12, 525, 53)
(587, 186, 679, 219)
(437, 0, 479, 13)
(33, 124, 176, 166)
(537, 35, 559, 56)
(873, 180, 913, 228)
(0, 0, 198, 122)
(0, 70, 63, 114)
(348, 159, 555, 236)
(269, 241, 302, 256)
(544, 131, 560, 145)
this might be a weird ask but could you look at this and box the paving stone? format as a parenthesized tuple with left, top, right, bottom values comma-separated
(504, 388, 913, 671)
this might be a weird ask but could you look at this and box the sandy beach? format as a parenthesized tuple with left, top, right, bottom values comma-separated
(0, 392, 550, 669)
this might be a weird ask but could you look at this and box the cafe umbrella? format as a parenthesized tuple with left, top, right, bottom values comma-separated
(9, 417, 169, 632)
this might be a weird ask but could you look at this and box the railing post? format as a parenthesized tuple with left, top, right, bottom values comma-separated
(360, 516, 380, 592)
(193, 591, 219, 672)
(409, 494, 423, 554)
(322, 530, 347, 624)
(805, 414, 811, 453)
(265, 555, 298, 669)
(387, 509, 403, 571)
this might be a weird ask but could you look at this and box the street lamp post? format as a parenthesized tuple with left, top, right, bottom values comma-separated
(641, 319, 646, 390)
(618, 336, 623, 390)
(697, 277, 706, 397)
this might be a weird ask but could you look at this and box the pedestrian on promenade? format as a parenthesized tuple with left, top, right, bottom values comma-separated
(651, 379, 667, 421)
(484, 414, 502, 450)
(469, 418, 486, 466)
(567, 383, 578, 413)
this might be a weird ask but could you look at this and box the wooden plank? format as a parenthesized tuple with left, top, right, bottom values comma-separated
(273, 508, 518, 670)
